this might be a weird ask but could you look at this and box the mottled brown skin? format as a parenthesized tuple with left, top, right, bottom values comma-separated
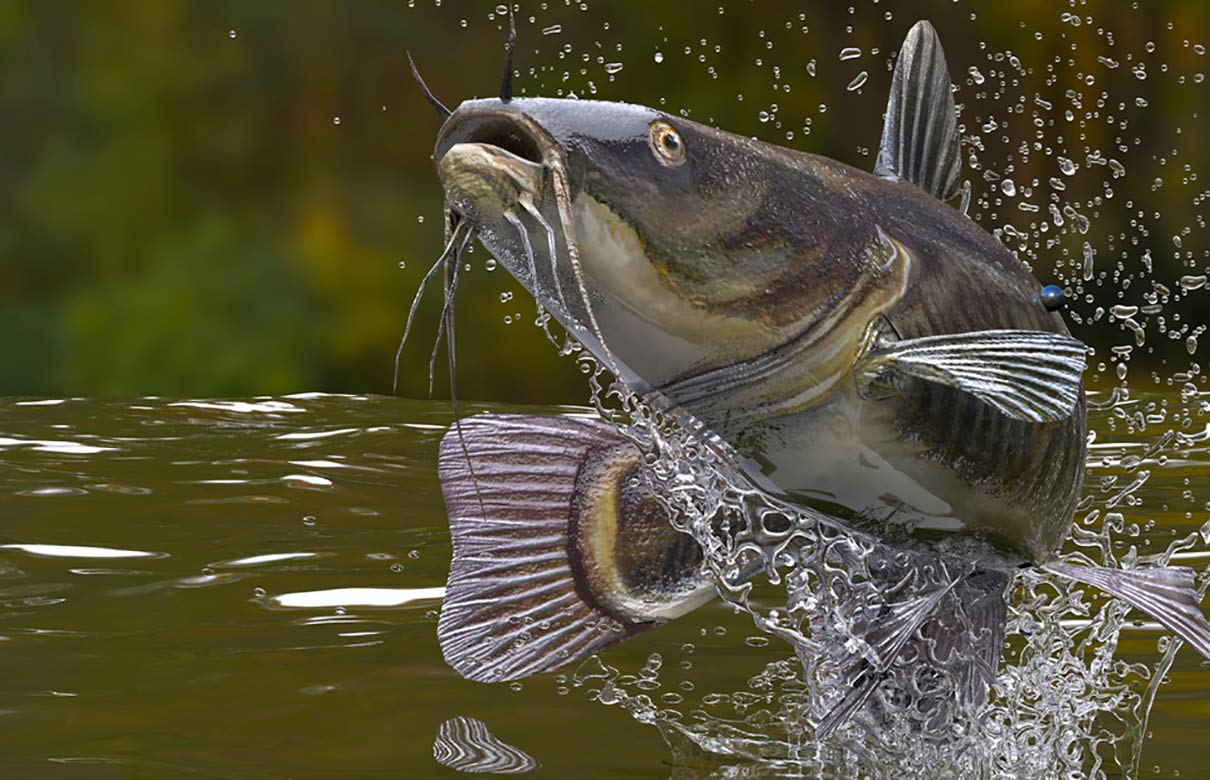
(434, 97, 1086, 565)
(569, 439, 706, 620)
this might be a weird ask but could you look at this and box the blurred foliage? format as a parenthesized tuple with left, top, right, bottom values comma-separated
(0, 1, 1206, 401)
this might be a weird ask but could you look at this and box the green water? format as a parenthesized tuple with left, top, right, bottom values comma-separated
(0, 391, 1205, 778)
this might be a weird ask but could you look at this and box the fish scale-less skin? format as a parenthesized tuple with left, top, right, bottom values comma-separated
(433, 93, 1084, 561)
(895, 380, 1086, 561)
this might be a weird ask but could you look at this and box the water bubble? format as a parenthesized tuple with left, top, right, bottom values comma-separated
(838, 46, 861, 61)
(332, 116, 341, 125)
(604, 62, 623, 75)
(542, 24, 562, 35)
(654, 51, 664, 64)
(228, 29, 237, 39)
(846, 71, 868, 91)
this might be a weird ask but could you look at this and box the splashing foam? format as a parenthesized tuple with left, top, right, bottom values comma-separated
(492, 5, 1210, 777)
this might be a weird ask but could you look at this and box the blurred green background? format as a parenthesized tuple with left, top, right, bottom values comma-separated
(1, 1, 1206, 402)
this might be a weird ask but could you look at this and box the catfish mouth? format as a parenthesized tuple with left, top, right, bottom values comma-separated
(434, 108, 552, 170)
(431, 105, 623, 382)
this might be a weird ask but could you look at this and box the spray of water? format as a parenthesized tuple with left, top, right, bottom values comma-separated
(411, 3, 1210, 775)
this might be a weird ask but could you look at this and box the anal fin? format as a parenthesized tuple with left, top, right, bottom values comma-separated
(816, 578, 958, 737)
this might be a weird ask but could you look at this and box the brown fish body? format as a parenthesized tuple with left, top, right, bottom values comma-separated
(429, 21, 1210, 700)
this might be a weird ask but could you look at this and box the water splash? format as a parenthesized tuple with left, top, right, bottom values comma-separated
(493, 4, 1210, 777)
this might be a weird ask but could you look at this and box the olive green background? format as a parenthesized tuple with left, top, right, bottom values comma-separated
(1, 1, 1205, 402)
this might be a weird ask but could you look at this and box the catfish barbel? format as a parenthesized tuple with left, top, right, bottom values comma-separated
(412, 20, 1210, 730)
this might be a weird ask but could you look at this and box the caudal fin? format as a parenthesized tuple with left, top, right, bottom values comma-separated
(437, 414, 714, 683)
(1045, 561, 1210, 659)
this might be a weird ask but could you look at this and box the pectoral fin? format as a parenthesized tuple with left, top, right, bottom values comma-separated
(437, 414, 714, 683)
(875, 20, 963, 200)
(1045, 561, 1210, 660)
(857, 328, 1086, 423)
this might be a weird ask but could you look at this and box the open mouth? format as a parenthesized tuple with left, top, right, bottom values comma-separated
(429, 104, 624, 390)
(435, 110, 549, 169)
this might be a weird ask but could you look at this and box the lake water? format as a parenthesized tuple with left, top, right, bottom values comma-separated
(0, 389, 1205, 778)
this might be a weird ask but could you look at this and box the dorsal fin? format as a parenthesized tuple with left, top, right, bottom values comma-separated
(875, 20, 962, 200)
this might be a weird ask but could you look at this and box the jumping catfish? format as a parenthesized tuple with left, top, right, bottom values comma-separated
(419, 21, 1210, 721)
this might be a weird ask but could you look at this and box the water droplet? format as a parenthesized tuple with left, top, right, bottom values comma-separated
(846, 71, 868, 91)
(228, 29, 237, 39)
(604, 62, 623, 75)
(542, 24, 562, 35)
(398, 260, 407, 270)
(302, 515, 317, 526)
(968, 66, 985, 84)
(838, 46, 861, 61)
(332, 116, 341, 125)
(654, 51, 664, 64)
(1002, 179, 1017, 196)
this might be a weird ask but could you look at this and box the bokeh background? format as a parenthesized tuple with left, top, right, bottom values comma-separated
(2, 1, 1206, 402)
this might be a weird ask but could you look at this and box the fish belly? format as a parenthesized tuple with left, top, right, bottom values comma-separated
(723, 382, 1083, 561)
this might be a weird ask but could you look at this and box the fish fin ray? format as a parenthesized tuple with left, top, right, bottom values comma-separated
(817, 578, 958, 736)
(437, 414, 712, 682)
(816, 666, 883, 739)
(858, 329, 1086, 423)
(875, 20, 962, 201)
(1045, 562, 1210, 660)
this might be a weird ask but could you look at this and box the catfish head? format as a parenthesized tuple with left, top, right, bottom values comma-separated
(432, 96, 880, 396)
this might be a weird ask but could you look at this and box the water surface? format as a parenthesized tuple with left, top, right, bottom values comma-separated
(0, 391, 1205, 778)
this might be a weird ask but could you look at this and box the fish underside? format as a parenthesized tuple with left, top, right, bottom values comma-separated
(413, 20, 1210, 737)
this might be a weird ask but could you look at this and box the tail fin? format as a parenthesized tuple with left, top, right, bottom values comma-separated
(1045, 561, 1210, 659)
(437, 414, 714, 683)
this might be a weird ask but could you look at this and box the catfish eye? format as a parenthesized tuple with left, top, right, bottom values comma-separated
(649, 120, 686, 166)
